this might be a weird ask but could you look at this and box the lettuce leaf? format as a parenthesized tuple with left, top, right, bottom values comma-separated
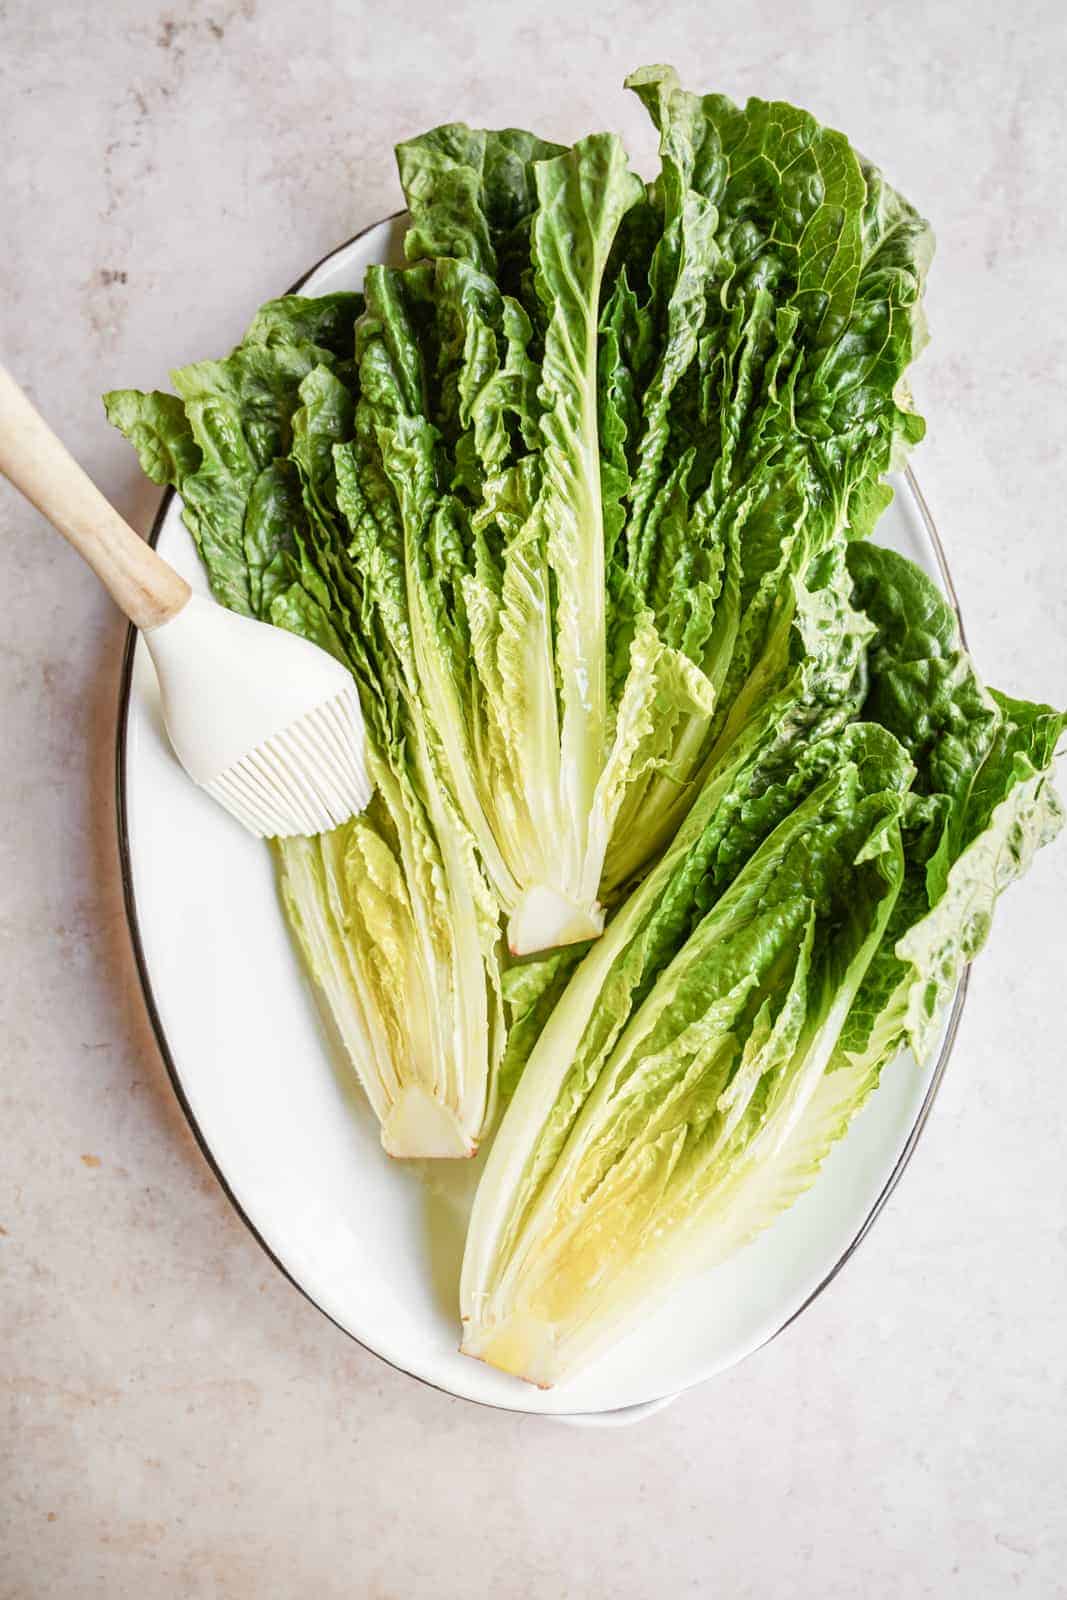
(836, 543, 1065, 1072)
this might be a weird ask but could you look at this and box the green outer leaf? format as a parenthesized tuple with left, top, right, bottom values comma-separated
(895, 687, 1065, 1064)
(397, 124, 566, 279)
(102, 389, 202, 487)
(832, 542, 1064, 1078)
(244, 292, 364, 356)
(529, 133, 644, 904)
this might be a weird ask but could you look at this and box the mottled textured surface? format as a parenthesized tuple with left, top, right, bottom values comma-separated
(2, 1, 1066, 1595)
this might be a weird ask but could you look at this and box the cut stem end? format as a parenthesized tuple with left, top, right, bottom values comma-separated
(507, 886, 604, 957)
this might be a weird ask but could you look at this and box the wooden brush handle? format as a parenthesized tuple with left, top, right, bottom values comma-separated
(0, 364, 191, 631)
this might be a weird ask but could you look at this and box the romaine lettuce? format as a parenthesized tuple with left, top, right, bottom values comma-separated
(459, 534, 1063, 1382)
(106, 296, 504, 1157)
(461, 720, 912, 1383)
(328, 70, 934, 953)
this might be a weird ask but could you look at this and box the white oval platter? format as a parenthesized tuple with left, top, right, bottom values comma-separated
(117, 216, 965, 1418)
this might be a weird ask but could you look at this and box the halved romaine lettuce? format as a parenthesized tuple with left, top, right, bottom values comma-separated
(105, 297, 504, 1157)
(461, 721, 911, 1383)
(460, 542, 1063, 1383)
(598, 67, 934, 892)
(329, 70, 934, 954)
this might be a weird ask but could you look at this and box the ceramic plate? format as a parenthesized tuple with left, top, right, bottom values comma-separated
(117, 217, 967, 1418)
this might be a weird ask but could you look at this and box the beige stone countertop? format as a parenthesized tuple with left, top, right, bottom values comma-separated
(3, 2, 1065, 1595)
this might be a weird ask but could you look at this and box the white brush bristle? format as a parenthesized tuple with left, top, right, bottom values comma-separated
(201, 687, 373, 838)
